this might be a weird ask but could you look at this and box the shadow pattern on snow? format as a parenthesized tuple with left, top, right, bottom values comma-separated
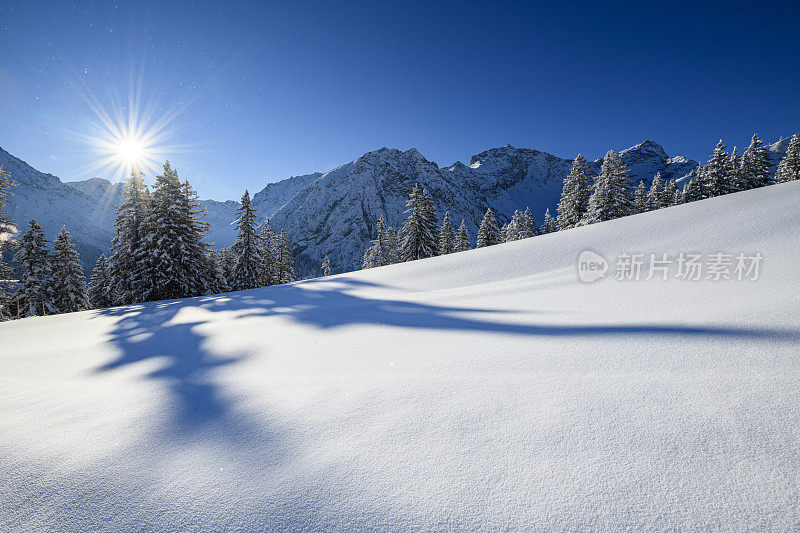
(94, 276, 800, 439)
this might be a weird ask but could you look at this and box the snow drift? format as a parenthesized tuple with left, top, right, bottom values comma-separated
(1, 181, 799, 530)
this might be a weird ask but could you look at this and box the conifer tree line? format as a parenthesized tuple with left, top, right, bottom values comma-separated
(0, 161, 305, 320)
(362, 132, 800, 270)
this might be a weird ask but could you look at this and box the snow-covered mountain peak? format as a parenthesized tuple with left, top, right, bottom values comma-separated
(618, 139, 668, 160)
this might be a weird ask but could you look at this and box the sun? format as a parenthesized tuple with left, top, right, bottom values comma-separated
(114, 138, 147, 166)
(64, 69, 202, 183)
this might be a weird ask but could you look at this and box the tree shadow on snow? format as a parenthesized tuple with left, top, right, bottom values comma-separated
(93, 276, 800, 441)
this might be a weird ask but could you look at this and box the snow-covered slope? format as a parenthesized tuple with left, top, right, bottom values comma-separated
(1, 181, 798, 530)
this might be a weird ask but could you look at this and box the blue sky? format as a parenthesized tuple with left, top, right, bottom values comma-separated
(1, 0, 798, 199)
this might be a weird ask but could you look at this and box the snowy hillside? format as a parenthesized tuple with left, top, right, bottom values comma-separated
(1, 181, 799, 530)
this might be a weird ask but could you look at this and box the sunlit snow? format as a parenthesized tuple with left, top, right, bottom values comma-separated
(1, 182, 799, 529)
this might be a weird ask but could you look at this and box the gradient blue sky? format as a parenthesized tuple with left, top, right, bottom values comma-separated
(1, 0, 799, 199)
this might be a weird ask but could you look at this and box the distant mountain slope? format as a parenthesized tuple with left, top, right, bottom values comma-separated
(0, 149, 114, 273)
(3, 136, 793, 276)
(271, 141, 700, 273)
(203, 171, 323, 248)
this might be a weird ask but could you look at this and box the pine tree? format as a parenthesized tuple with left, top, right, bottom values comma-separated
(0, 165, 17, 317)
(137, 163, 210, 301)
(273, 229, 295, 283)
(454, 220, 472, 252)
(218, 246, 236, 288)
(728, 146, 744, 191)
(681, 166, 705, 203)
(11, 220, 57, 317)
(231, 189, 263, 290)
(648, 172, 665, 209)
(634, 180, 649, 214)
(89, 254, 113, 309)
(321, 255, 331, 276)
(741, 133, 772, 189)
(258, 217, 276, 286)
(557, 155, 591, 230)
(664, 180, 679, 207)
(438, 211, 455, 254)
(178, 179, 212, 297)
(363, 215, 394, 268)
(108, 169, 150, 305)
(775, 134, 800, 183)
(504, 210, 525, 242)
(499, 223, 510, 243)
(51, 227, 89, 313)
(476, 208, 501, 247)
(583, 150, 633, 224)
(541, 208, 557, 233)
(384, 226, 399, 264)
(704, 139, 733, 197)
(205, 250, 229, 294)
(399, 184, 439, 261)
(522, 207, 538, 238)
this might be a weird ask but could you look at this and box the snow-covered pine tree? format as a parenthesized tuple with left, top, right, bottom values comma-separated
(648, 172, 665, 209)
(522, 207, 538, 238)
(499, 223, 509, 243)
(273, 229, 295, 283)
(454, 220, 472, 252)
(439, 211, 455, 254)
(681, 165, 705, 203)
(504, 210, 525, 242)
(51, 227, 89, 313)
(384, 226, 399, 264)
(583, 150, 634, 224)
(137, 162, 209, 301)
(231, 189, 263, 290)
(88, 254, 113, 309)
(634, 180, 649, 214)
(557, 155, 591, 230)
(321, 255, 331, 276)
(728, 146, 744, 192)
(741, 133, 772, 189)
(258, 217, 276, 285)
(775, 134, 800, 183)
(541, 208, 557, 234)
(11, 220, 57, 317)
(205, 250, 229, 294)
(476, 208, 501, 247)
(218, 246, 236, 288)
(704, 139, 733, 197)
(364, 215, 388, 269)
(178, 179, 212, 297)
(108, 169, 150, 305)
(399, 184, 439, 261)
(0, 165, 17, 317)
(664, 179, 679, 207)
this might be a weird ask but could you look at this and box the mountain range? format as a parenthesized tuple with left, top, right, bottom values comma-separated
(0, 136, 793, 275)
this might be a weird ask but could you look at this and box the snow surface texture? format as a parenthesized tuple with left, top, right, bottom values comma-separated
(2, 182, 799, 530)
